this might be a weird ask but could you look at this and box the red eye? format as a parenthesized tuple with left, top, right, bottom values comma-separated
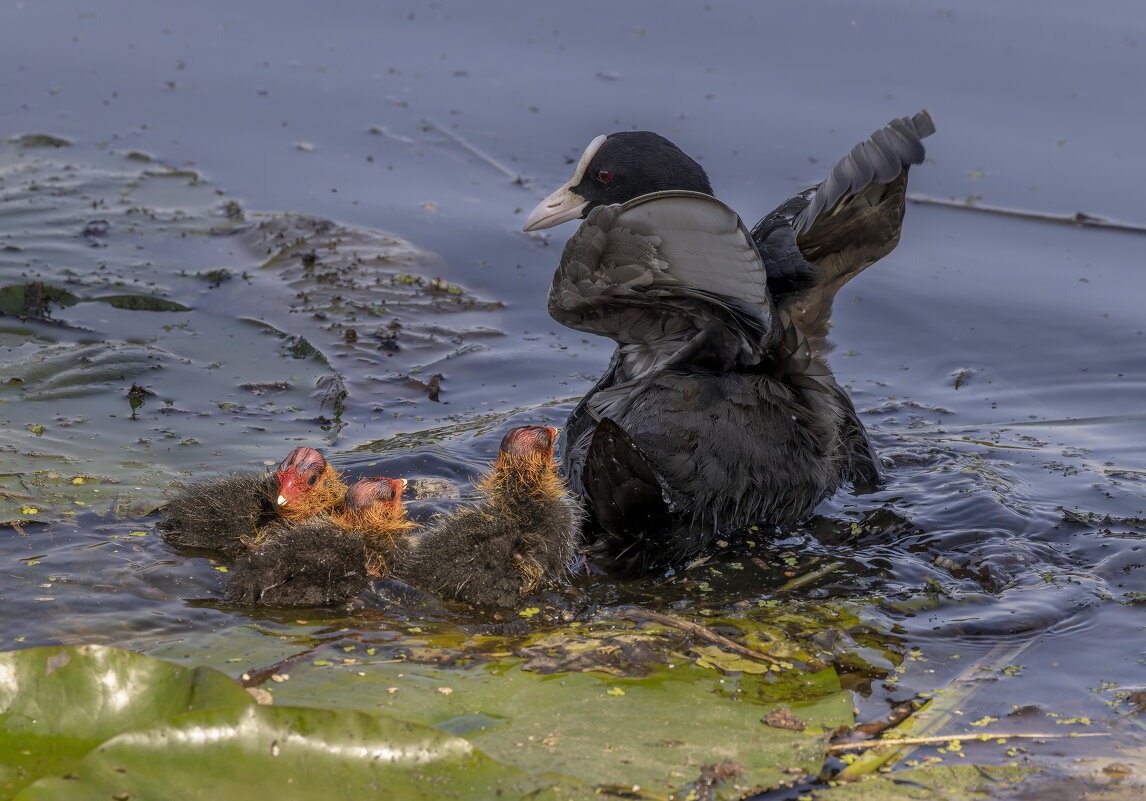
(596, 170, 614, 183)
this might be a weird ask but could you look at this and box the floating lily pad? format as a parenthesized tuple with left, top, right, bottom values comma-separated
(4, 134, 70, 148)
(1, 645, 591, 801)
(16, 705, 589, 801)
(90, 294, 191, 312)
(0, 461, 160, 526)
(0, 645, 253, 800)
(0, 284, 80, 318)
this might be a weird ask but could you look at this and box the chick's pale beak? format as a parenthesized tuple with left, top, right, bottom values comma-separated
(522, 185, 589, 232)
(276, 494, 287, 506)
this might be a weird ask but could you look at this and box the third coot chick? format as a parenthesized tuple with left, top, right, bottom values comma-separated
(395, 426, 581, 609)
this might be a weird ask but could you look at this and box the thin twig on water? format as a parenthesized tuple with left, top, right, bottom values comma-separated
(422, 118, 540, 193)
(775, 560, 845, 593)
(614, 605, 785, 666)
(907, 194, 1146, 235)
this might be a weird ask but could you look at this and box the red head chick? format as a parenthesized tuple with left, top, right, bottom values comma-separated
(482, 426, 562, 506)
(274, 447, 349, 522)
(499, 426, 558, 459)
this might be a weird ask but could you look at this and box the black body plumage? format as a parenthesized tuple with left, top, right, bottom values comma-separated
(225, 517, 370, 607)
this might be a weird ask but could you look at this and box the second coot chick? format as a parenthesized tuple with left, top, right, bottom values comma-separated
(226, 477, 410, 607)
(329, 477, 416, 577)
(395, 426, 581, 609)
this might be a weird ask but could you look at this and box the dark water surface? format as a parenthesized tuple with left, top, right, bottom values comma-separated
(2, 0, 1144, 791)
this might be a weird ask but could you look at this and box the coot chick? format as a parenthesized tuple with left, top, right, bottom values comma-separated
(226, 477, 410, 607)
(395, 426, 581, 608)
(522, 113, 935, 574)
(329, 477, 416, 577)
(158, 446, 347, 554)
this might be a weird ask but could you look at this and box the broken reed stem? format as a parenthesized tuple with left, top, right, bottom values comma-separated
(829, 731, 1110, 753)
(775, 560, 845, 593)
(615, 605, 785, 666)
(422, 117, 538, 192)
(907, 194, 1146, 236)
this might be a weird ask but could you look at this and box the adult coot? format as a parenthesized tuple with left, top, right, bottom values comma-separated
(523, 112, 934, 574)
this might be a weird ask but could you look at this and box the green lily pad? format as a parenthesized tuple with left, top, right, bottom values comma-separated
(0, 284, 80, 318)
(0, 454, 164, 525)
(0, 340, 169, 403)
(16, 705, 589, 801)
(0, 645, 253, 799)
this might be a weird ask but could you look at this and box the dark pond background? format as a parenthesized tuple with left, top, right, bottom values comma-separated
(2, 0, 1144, 789)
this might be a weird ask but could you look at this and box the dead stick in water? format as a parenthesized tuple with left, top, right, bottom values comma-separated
(422, 117, 539, 191)
(907, 194, 1146, 235)
(614, 606, 785, 666)
(775, 560, 845, 593)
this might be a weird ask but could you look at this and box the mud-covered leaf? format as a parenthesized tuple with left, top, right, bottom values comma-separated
(693, 643, 777, 674)
(517, 629, 675, 676)
(262, 646, 854, 799)
(810, 764, 1038, 800)
(230, 214, 504, 416)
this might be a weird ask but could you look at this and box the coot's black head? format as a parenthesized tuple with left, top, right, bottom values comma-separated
(523, 132, 712, 231)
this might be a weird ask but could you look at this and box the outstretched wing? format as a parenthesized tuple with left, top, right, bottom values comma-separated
(752, 110, 936, 351)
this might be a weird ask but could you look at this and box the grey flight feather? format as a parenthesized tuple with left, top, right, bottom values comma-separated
(792, 110, 935, 235)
